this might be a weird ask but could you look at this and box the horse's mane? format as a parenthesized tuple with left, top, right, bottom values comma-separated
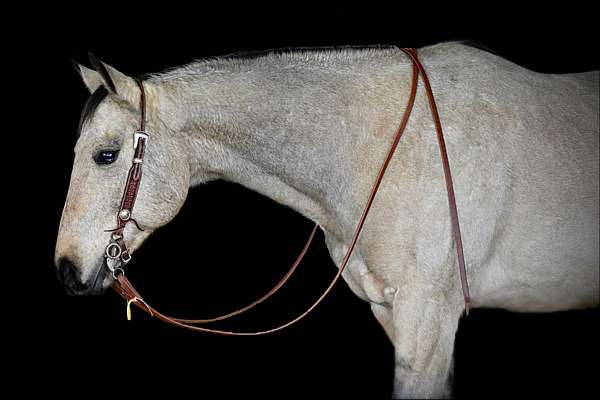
(150, 44, 402, 81)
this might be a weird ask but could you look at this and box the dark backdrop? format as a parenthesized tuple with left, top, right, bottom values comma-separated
(16, 6, 598, 399)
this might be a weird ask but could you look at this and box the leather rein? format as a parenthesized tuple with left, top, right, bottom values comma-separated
(108, 48, 471, 335)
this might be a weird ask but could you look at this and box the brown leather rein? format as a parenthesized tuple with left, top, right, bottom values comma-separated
(108, 48, 471, 335)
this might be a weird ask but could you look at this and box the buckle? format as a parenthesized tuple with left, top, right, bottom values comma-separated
(134, 130, 149, 150)
(121, 251, 132, 263)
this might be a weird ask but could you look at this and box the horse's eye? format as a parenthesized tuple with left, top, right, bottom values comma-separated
(94, 150, 119, 165)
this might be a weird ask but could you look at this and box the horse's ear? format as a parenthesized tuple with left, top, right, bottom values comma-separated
(72, 60, 103, 93)
(87, 53, 141, 107)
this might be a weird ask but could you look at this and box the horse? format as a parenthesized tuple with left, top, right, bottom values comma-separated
(55, 42, 599, 398)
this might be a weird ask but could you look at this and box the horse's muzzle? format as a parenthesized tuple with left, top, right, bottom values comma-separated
(56, 257, 107, 296)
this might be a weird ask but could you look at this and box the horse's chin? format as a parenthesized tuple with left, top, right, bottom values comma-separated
(91, 260, 114, 294)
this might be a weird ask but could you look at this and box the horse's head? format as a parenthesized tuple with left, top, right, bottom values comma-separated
(55, 57, 190, 295)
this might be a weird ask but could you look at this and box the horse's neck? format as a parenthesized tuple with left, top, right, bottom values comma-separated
(157, 49, 414, 236)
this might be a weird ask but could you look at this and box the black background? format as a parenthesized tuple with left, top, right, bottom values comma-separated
(16, 5, 598, 399)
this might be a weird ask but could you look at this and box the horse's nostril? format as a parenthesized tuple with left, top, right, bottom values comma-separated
(57, 257, 81, 293)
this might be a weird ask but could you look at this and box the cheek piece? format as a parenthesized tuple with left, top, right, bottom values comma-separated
(104, 78, 148, 278)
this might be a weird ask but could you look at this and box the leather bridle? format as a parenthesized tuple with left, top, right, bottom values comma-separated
(108, 48, 471, 335)
(103, 78, 149, 278)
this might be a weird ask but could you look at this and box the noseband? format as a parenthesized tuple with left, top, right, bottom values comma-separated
(109, 48, 471, 335)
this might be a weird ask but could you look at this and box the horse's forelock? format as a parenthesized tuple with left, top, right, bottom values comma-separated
(77, 86, 109, 137)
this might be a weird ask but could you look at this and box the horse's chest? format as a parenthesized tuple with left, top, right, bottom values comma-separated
(323, 233, 397, 307)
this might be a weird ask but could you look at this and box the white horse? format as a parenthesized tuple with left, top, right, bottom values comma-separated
(55, 42, 599, 398)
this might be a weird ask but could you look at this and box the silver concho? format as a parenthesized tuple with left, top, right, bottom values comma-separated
(118, 209, 131, 221)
